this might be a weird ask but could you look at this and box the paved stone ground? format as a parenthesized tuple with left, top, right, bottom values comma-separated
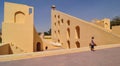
(0, 47, 120, 66)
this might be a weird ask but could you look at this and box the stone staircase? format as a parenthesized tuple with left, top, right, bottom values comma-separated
(9, 43, 26, 54)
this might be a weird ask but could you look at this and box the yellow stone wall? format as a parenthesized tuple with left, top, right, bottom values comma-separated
(2, 2, 34, 52)
(51, 8, 120, 49)
(2, 2, 43, 54)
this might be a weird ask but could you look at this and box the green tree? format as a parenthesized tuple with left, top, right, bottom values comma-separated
(111, 16, 120, 26)
(44, 28, 51, 35)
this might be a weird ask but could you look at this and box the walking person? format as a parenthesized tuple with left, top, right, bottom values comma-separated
(89, 37, 96, 51)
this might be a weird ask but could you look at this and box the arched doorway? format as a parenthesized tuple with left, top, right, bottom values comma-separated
(36, 42, 41, 51)
(76, 41, 80, 48)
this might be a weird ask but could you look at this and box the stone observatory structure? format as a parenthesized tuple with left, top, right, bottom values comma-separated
(51, 5, 120, 49)
(1, 2, 44, 54)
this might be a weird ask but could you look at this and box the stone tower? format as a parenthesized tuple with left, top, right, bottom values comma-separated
(2, 2, 43, 53)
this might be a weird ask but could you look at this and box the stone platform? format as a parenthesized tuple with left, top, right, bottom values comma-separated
(0, 44, 120, 66)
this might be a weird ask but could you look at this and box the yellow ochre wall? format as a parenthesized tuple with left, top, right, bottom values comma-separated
(51, 7, 120, 49)
(2, 2, 43, 53)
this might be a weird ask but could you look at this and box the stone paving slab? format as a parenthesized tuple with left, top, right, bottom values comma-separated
(0, 47, 120, 66)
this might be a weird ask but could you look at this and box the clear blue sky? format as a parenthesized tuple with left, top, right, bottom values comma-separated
(0, 0, 120, 32)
